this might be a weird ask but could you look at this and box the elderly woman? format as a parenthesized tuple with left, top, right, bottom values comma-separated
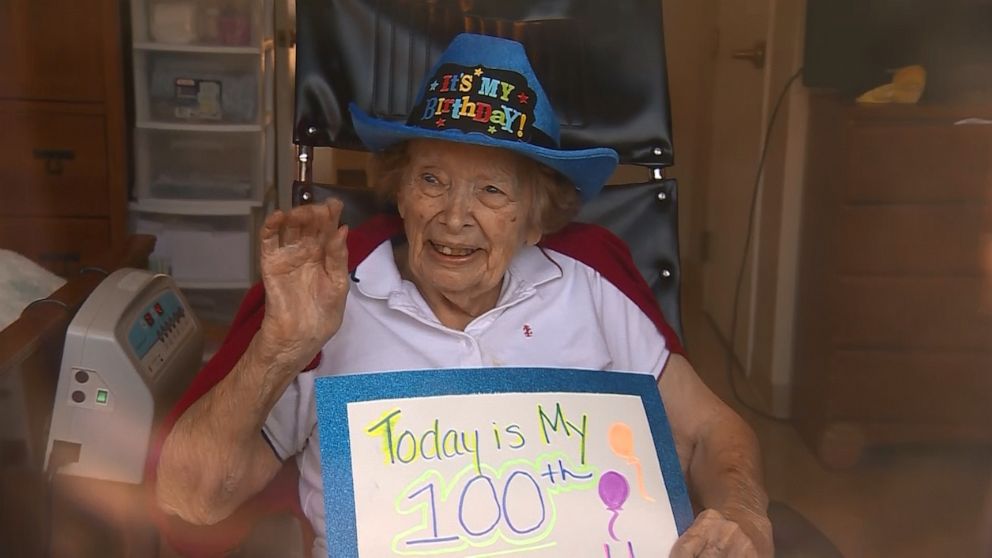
(155, 34, 772, 557)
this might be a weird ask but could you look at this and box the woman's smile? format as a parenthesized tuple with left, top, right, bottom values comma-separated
(428, 240, 480, 258)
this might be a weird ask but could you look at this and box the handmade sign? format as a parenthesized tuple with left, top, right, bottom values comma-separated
(315, 368, 692, 557)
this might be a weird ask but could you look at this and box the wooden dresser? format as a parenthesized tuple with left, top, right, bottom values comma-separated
(0, 0, 128, 277)
(793, 94, 992, 467)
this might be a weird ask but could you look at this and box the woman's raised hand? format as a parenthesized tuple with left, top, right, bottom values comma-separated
(257, 199, 350, 366)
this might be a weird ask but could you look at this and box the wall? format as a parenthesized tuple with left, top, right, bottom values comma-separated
(660, 0, 721, 279)
(663, 0, 811, 415)
(748, 0, 810, 415)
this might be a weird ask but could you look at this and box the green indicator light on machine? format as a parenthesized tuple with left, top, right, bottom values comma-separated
(95, 389, 109, 405)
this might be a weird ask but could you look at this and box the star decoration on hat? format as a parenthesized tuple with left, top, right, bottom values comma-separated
(429, 80, 439, 91)
(474, 67, 484, 76)
(487, 125, 497, 134)
(435, 117, 446, 128)
(517, 92, 529, 104)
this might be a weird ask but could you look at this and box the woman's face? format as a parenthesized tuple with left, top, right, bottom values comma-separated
(397, 139, 542, 311)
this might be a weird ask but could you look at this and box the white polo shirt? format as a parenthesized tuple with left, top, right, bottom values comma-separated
(262, 240, 672, 557)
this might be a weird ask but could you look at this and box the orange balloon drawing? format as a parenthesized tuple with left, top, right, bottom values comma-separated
(608, 422, 655, 502)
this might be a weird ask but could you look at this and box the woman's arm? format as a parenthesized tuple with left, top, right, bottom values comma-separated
(155, 200, 350, 525)
(660, 354, 773, 557)
(156, 332, 299, 524)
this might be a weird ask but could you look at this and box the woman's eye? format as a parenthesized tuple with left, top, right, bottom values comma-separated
(416, 173, 447, 197)
(478, 184, 511, 209)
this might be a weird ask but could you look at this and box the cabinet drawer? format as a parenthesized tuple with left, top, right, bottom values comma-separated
(845, 124, 992, 204)
(835, 205, 986, 275)
(830, 277, 992, 352)
(0, 105, 109, 217)
(825, 350, 992, 423)
(0, 218, 110, 277)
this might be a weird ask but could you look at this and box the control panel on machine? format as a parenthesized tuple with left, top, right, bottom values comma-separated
(128, 289, 194, 380)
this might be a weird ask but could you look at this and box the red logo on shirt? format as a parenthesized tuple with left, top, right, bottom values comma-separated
(522, 324, 534, 338)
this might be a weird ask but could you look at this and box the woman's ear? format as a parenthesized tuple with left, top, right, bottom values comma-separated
(525, 177, 544, 246)
(525, 223, 542, 246)
(395, 183, 408, 219)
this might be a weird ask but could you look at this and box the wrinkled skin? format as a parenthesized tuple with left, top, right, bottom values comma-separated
(395, 139, 542, 329)
(257, 199, 350, 363)
(670, 509, 767, 557)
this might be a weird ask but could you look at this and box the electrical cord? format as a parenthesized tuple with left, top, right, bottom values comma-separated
(22, 298, 71, 313)
(724, 67, 805, 423)
(44, 441, 80, 558)
(78, 266, 110, 277)
(44, 466, 58, 558)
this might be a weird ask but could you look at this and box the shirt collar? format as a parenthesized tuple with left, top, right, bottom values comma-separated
(351, 241, 402, 299)
(352, 240, 562, 302)
(504, 243, 563, 296)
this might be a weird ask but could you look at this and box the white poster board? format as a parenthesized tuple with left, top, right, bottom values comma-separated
(315, 368, 692, 557)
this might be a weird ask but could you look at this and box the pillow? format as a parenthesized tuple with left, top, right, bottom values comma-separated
(0, 250, 67, 331)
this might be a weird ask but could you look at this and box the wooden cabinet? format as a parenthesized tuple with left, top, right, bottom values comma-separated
(793, 94, 992, 467)
(0, 0, 127, 276)
(0, 0, 107, 102)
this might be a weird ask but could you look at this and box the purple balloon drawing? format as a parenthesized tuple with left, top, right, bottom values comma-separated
(598, 471, 630, 541)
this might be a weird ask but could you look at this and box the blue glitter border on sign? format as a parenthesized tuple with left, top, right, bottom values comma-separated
(314, 368, 693, 557)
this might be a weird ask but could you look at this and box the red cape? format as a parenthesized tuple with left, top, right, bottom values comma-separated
(145, 214, 684, 556)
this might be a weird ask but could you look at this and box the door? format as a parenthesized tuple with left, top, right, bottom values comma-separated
(700, 0, 774, 367)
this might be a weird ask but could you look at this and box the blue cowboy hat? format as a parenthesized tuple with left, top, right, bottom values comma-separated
(349, 33, 618, 201)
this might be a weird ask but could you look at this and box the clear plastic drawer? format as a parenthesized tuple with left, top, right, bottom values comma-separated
(133, 49, 272, 126)
(135, 127, 272, 201)
(133, 0, 273, 48)
(133, 211, 260, 287)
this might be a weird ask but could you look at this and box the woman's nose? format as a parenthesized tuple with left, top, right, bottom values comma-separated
(439, 184, 474, 230)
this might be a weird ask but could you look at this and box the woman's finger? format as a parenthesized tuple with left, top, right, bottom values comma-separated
(698, 525, 734, 558)
(299, 207, 321, 253)
(301, 203, 326, 241)
(325, 198, 344, 231)
(260, 210, 285, 255)
(320, 198, 346, 268)
(324, 223, 349, 276)
(281, 208, 304, 246)
(671, 528, 707, 557)
(725, 529, 758, 558)
(671, 510, 733, 558)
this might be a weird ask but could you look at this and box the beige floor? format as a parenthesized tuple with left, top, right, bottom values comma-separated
(680, 293, 992, 558)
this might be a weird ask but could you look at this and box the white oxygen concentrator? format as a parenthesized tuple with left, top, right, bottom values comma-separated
(44, 269, 204, 483)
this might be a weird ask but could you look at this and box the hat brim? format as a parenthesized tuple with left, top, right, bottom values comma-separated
(350, 104, 618, 201)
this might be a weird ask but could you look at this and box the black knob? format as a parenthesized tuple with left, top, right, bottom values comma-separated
(71, 390, 86, 403)
(74, 370, 89, 384)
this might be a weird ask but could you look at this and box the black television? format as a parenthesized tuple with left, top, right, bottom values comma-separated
(804, 0, 992, 100)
